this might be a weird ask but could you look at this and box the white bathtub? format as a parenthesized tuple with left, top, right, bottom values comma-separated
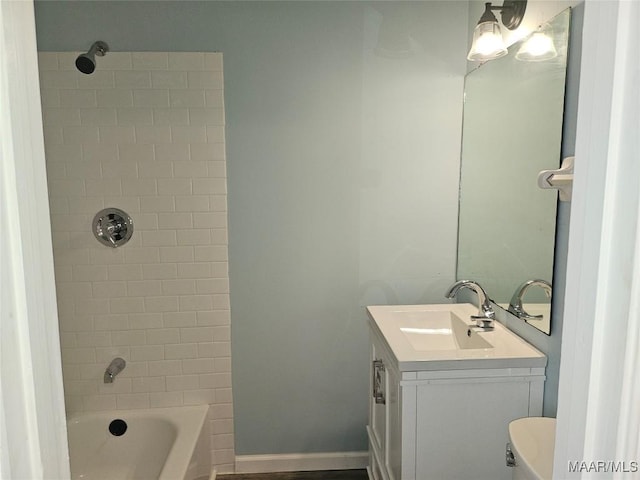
(67, 405, 209, 480)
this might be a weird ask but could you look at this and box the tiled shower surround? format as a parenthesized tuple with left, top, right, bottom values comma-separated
(38, 51, 234, 473)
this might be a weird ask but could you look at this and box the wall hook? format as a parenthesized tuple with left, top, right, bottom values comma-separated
(538, 156, 574, 201)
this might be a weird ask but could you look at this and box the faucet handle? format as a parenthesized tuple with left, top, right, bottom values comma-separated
(470, 315, 495, 330)
(519, 310, 544, 320)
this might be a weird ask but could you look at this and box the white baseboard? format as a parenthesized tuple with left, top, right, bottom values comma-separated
(235, 451, 368, 474)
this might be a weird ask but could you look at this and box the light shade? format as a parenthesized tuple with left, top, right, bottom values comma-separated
(467, 21, 508, 61)
(516, 32, 557, 61)
(467, 1, 527, 62)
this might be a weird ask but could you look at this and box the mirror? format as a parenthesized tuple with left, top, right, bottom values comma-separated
(456, 9, 571, 335)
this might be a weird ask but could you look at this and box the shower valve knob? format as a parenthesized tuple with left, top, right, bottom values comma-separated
(93, 208, 133, 248)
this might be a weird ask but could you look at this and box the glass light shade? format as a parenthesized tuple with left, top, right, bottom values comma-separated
(516, 32, 557, 61)
(467, 21, 508, 61)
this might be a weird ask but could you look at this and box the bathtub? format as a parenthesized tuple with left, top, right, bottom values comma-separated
(67, 405, 209, 480)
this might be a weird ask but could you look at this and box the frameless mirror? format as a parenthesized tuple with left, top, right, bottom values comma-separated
(456, 9, 571, 335)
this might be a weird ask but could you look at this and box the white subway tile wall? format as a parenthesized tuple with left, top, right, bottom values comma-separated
(38, 52, 234, 474)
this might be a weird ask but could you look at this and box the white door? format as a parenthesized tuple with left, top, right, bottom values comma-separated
(0, 1, 70, 478)
(555, 0, 640, 476)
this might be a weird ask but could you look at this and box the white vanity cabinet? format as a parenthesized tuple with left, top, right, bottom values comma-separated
(366, 304, 547, 480)
(368, 330, 403, 480)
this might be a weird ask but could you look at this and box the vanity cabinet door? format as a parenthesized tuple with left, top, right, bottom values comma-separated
(385, 365, 402, 480)
(369, 341, 386, 455)
(414, 380, 532, 480)
(369, 334, 403, 480)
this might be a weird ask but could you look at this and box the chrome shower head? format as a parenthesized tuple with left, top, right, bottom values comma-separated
(75, 41, 109, 74)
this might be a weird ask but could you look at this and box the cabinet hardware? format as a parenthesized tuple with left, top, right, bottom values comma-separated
(506, 442, 517, 467)
(372, 359, 386, 405)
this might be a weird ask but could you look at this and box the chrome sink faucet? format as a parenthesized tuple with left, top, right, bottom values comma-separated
(104, 357, 126, 383)
(508, 279, 552, 320)
(445, 280, 495, 330)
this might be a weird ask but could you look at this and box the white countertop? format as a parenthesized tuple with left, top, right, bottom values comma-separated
(367, 303, 547, 372)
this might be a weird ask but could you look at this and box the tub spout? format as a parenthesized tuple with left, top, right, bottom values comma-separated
(104, 357, 126, 383)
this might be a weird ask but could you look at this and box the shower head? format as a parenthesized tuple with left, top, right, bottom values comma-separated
(75, 41, 109, 74)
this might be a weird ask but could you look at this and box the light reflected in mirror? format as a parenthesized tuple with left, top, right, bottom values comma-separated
(456, 9, 571, 335)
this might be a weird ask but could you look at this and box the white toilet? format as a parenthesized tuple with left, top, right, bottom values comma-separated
(508, 417, 556, 480)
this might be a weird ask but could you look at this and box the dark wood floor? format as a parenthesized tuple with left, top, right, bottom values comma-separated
(217, 470, 368, 480)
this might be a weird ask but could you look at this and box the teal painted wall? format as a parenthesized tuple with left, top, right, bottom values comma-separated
(35, 1, 469, 454)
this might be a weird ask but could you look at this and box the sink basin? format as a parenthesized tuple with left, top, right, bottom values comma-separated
(399, 311, 492, 350)
(367, 303, 546, 371)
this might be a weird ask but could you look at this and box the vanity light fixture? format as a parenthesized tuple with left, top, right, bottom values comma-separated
(467, 1, 528, 62)
(516, 31, 557, 61)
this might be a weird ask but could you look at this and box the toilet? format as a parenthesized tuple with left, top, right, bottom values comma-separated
(508, 417, 556, 480)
